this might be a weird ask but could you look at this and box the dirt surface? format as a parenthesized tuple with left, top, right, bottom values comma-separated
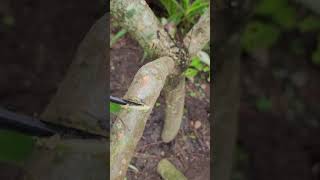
(110, 27, 210, 179)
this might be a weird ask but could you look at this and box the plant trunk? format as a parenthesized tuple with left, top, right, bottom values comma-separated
(161, 8, 210, 143)
(161, 75, 185, 142)
(110, 57, 175, 180)
(110, 0, 211, 178)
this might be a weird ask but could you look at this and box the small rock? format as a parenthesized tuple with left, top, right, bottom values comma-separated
(194, 121, 202, 129)
(160, 151, 165, 156)
(201, 84, 206, 90)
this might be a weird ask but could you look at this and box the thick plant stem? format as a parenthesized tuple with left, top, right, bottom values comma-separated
(161, 75, 185, 142)
(184, 8, 210, 57)
(110, 57, 175, 180)
(40, 14, 108, 136)
(110, 0, 175, 58)
(160, 8, 210, 143)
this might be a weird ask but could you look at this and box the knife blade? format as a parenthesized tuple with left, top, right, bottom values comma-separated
(110, 95, 143, 106)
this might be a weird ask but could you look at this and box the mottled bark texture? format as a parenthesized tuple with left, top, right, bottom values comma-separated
(183, 9, 210, 57)
(111, 57, 175, 180)
(22, 14, 108, 180)
(110, 0, 176, 60)
(157, 159, 187, 180)
(110, 1, 210, 179)
(161, 75, 185, 142)
(162, 8, 210, 143)
(41, 13, 108, 136)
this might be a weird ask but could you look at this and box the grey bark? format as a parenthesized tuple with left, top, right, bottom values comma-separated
(161, 8, 210, 143)
(111, 57, 175, 180)
(110, 0, 210, 179)
(161, 75, 185, 142)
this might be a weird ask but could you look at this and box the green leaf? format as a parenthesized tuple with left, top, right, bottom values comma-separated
(312, 45, 320, 65)
(255, 0, 287, 16)
(190, 57, 204, 71)
(0, 130, 35, 164)
(271, 6, 297, 29)
(184, 68, 198, 78)
(241, 21, 280, 52)
(182, 0, 190, 10)
(298, 16, 320, 32)
(254, 0, 297, 29)
(168, 13, 184, 25)
(203, 66, 210, 72)
(256, 97, 272, 112)
(110, 102, 121, 114)
(110, 29, 127, 47)
(186, 2, 209, 19)
(2, 15, 15, 27)
(159, 0, 184, 17)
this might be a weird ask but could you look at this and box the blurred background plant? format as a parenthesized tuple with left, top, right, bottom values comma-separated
(241, 0, 320, 63)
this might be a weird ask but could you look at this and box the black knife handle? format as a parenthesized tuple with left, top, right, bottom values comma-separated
(0, 107, 56, 136)
(110, 95, 127, 105)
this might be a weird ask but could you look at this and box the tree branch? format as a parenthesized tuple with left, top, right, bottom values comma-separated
(161, 75, 185, 142)
(40, 13, 108, 136)
(184, 8, 210, 57)
(110, 56, 175, 180)
(110, 0, 174, 58)
(160, 8, 210, 143)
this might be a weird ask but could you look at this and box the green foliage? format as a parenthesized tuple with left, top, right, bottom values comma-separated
(2, 15, 15, 27)
(298, 16, 320, 32)
(0, 130, 35, 164)
(110, 29, 127, 47)
(254, 0, 297, 29)
(241, 21, 280, 52)
(110, 102, 121, 114)
(184, 56, 209, 80)
(256, 97, 272, 112)
(184, 68, 198, 78)
(312, 44, 320, 65)
(159, 0, 209, 27)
